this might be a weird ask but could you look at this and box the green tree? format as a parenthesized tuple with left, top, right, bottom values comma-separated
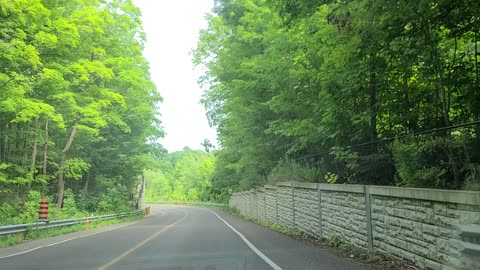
(196, 0, 480, 191)
(144, 148, 217, 202)
(0, 0, 163, 217)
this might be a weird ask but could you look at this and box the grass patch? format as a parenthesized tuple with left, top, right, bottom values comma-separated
(326, 235, 350, 252)
(269, 223, 302, 237)
(0, 213, 143, 248)
(365, 252, 382, 263)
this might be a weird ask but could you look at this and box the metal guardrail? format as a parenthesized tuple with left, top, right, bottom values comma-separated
(148, 201, 227, 207)
(0, 210, 141, 236)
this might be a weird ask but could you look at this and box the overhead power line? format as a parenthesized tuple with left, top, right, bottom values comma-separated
(296, 120, 480, 161)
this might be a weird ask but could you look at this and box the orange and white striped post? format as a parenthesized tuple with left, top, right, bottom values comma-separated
(38, 199, 49, 221)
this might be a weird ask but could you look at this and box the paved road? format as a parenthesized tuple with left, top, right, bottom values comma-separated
(0, 206, 366, 270)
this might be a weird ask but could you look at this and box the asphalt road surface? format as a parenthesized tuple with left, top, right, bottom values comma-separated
(0, 206, 367, 270)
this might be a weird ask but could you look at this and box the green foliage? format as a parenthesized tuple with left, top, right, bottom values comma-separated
(0, 203, 16, 225)
(196, 0, 480, 191)
(61, 189, 85, 218)
(0, 212, 142, 248)
(96, 186, 132, 214)
(269, 223, 302, 237)
(17, 190, 42, 223)
(327, 235, 350, 252)
(324, 172, 338, 184)
(267, 159, 321, 183)
(145, 148, 218, 202)
(0, 0, 162, 217)
(365, 252, 381, 263)
(329, 147, 360, 183)
(63, 159, 90, 181)
(391, 136, 476, 189)
(463, 164, 480, 191)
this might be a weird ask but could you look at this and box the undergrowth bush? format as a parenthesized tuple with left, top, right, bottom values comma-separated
(268, 158, 321, 183)
(391, 136, 480, 190)
(327, 235, 350, 252)
(1, 185, 134, 225)
(96, 185, 132, 214)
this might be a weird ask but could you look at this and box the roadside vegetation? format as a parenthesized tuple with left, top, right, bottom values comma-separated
(144, 147, 226, 203)
(0, 0, 161, 223)
(0, 212, 143, 248)
(1, 188, 135, 226)
(194, 0, 480, 193)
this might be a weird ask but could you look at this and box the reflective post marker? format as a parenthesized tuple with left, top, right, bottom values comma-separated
(39, 199, 49, 221)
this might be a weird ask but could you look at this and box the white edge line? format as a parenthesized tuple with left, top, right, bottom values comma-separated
(207, 209, 283, 270)
(0, 215, 152, 260)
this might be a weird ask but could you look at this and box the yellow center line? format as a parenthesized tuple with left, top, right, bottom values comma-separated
(98, 209, 188, 270)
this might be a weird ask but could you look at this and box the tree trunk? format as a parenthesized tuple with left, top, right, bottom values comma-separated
(83, 169, 90, 197)
(15, 123, 23, 163)
(369, 59, 378, 141)
(425, 26, 449, 127)
(475, 31, 479, 123)
(5, 123, 9, 163)
(0, 116, 3, 163)
(57, 116, 80, 208)
(43, 119, 48, 175)
(28, 119, 39, 189)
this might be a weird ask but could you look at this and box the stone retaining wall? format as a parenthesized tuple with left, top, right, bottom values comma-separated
(293, 184, 319, 237)
(276, 183, 294, 228)
(256, 188, 266, 222)
(265, 186, 277, 224)
(229, 183, 480, 270)
(321, 187, 369, 249)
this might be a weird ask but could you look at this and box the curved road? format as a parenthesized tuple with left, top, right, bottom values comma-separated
(0, 206, 366, 270)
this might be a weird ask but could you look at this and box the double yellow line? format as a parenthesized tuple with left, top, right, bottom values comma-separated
(98, 210, 188, 270)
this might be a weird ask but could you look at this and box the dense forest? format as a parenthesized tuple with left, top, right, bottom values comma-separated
(194, 0, 480, 192)
(144, 147, 225, 203)
(0, 0, 162, 223)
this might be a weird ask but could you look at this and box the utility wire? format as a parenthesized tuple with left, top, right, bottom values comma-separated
(296, 120, 480, 161)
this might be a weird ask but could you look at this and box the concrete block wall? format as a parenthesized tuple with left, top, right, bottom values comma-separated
(247, 191, 254, 218)
(276, 183, 294, 228)
(369, 187, 480, 270)
(252, 190, 258, 220)
(229, 182, 480, 270)
(239, 192, 247, 216)
(235, 192, 241, 215)
(320, 185, 369, 250)
(292, 182, 320, 237)
(256, 188, 267, 222)
(265, 185, 277, 224)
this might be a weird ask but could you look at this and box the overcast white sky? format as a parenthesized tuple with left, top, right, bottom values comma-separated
(133, 0, 216, 153)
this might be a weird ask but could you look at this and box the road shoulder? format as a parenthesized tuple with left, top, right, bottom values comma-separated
(210, 208, 368, 270)
(0, 215, 151, 259)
